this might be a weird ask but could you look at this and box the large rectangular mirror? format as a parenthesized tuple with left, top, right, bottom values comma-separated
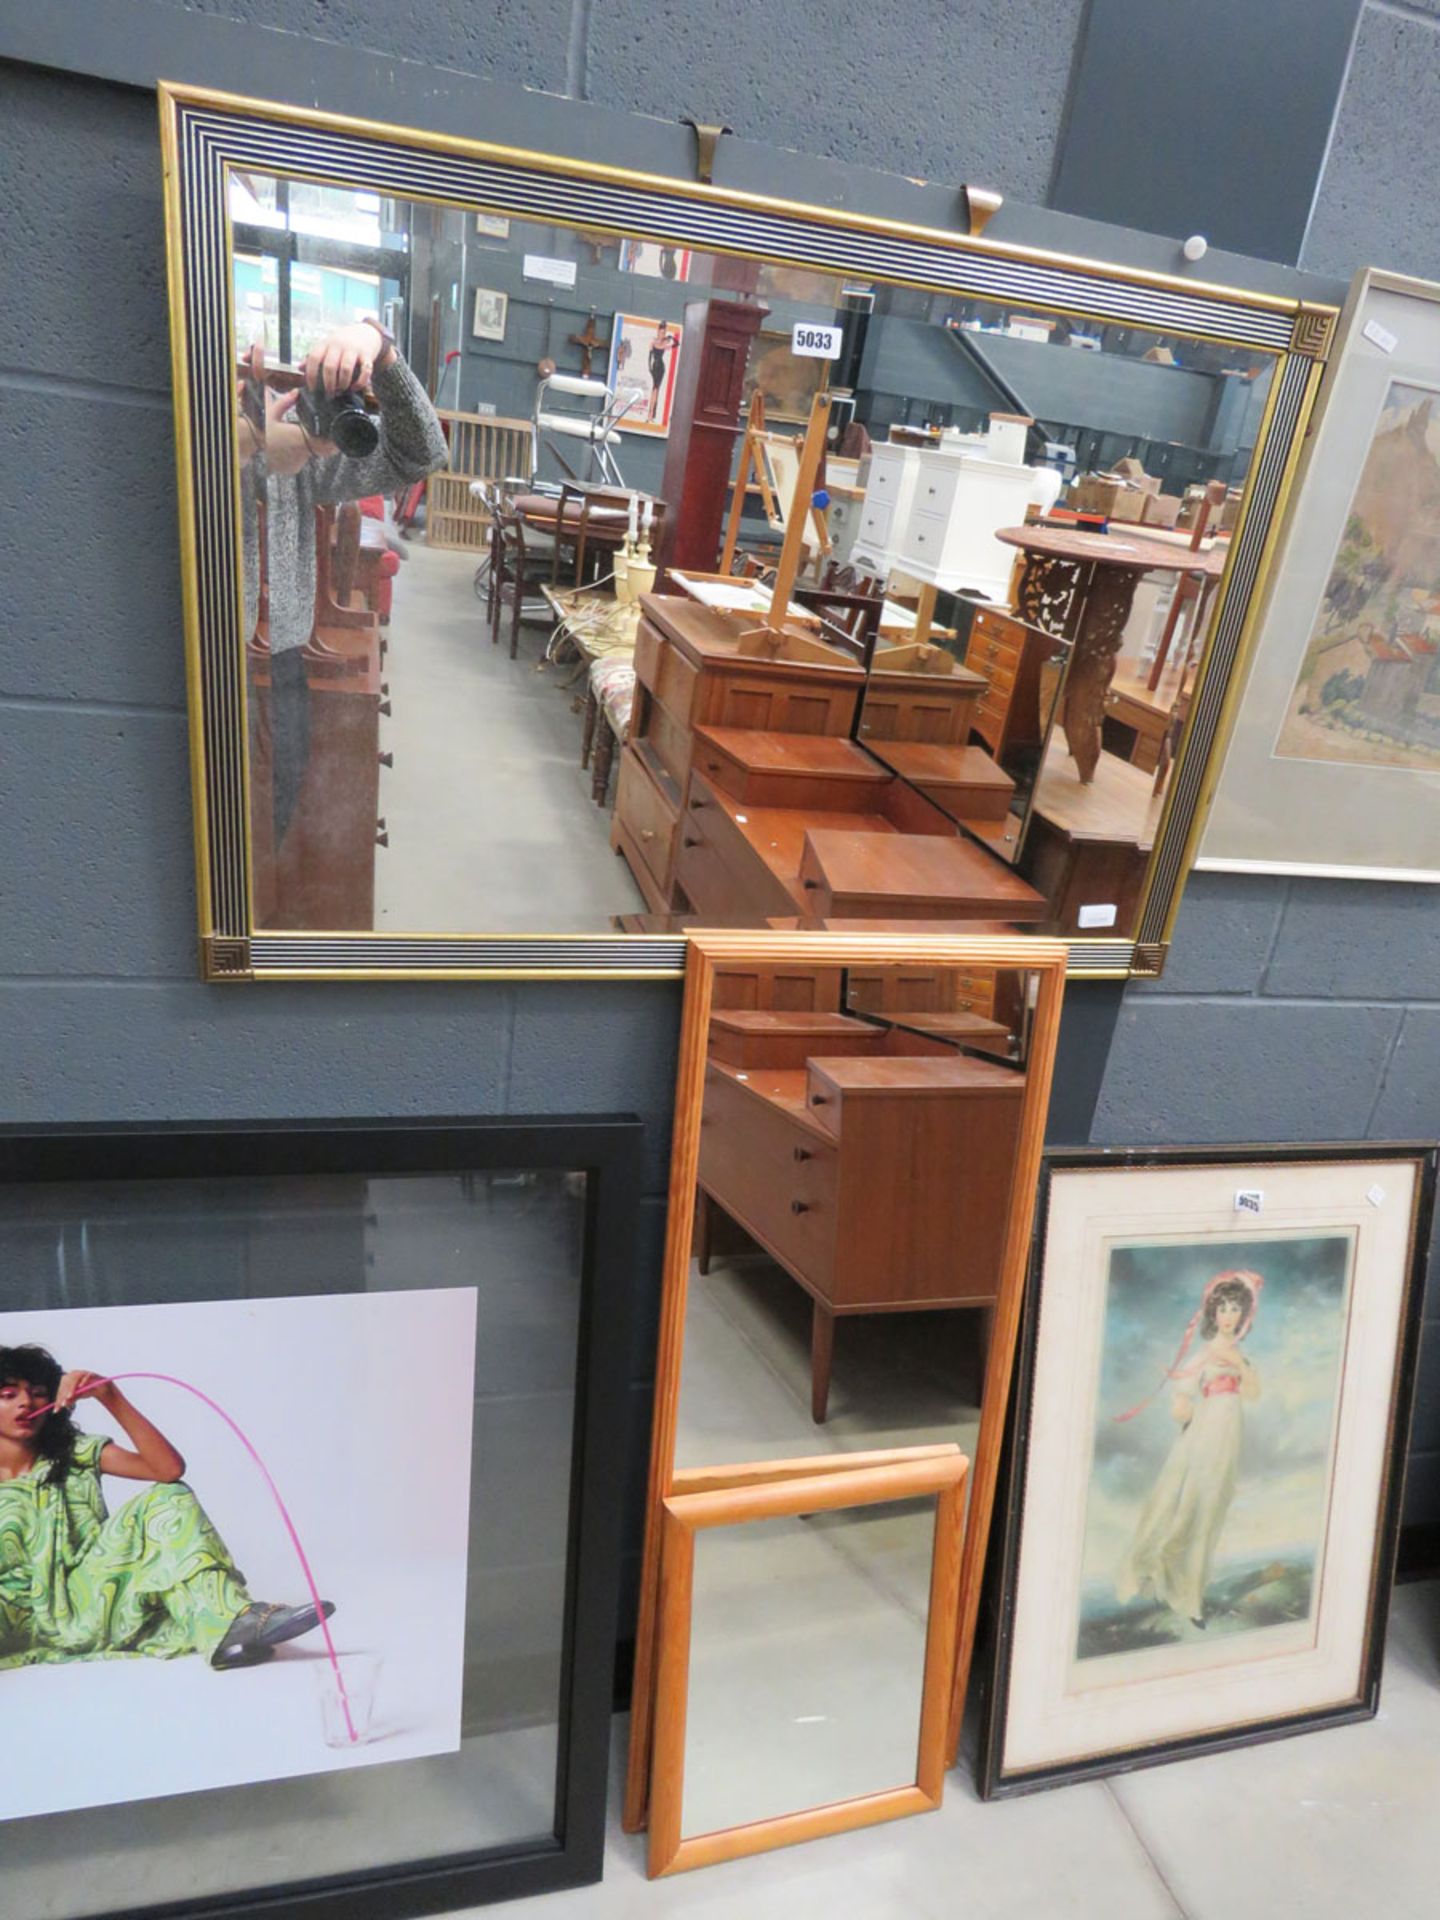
(623, 930, 1068, 1832)
(163, 84, 1334, 978)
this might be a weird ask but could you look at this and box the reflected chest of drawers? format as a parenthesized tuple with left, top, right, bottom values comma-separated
(697, 1023, 1026, 1420)
(611, 597, 865, 910)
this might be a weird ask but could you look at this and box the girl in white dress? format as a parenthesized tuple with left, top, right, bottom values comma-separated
(1114, 1270, 1263, 1627)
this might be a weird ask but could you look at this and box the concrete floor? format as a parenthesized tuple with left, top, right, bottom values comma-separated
(676, 1247, 985, 1471)
(374, 541, 642, 931)
(442, 1584, 1440, 1920)
(450, 1247, 1440, 1920)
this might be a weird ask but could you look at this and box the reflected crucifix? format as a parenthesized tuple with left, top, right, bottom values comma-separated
(568, 310, 611, 378)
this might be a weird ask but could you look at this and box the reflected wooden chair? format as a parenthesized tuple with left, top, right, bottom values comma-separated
(491, 510, 558, 658)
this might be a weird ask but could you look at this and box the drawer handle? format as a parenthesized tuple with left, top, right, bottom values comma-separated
(378, 749, 394, 768)
(684, 836, 701, 849)
(793, 1146, 812, 1163)
(640, 828, 656, 842)
(378, 698, 392, 717)
(802, 878, 821, 889)
(689, 797, 707, 810)
(375, 829, 389, 848)
(790, 1199, 811, 1215)
(810, 1094, 829, 1107)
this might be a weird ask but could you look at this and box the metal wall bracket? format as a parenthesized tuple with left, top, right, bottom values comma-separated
(681, 118, 734, 186)
(962, 186, 1004, 237)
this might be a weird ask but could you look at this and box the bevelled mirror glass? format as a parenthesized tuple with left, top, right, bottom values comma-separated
(164, 84, 1335, 978)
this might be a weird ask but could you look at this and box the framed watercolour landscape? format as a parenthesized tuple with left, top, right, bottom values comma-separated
(1201, 270, 1440, 881)
(979, 1144, 1435, 1797)
(0, 1117, 641, 1920)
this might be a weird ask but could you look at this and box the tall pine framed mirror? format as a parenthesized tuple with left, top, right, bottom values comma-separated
(622, 929, 1069, 1830)
(161, 83, 1335, 981)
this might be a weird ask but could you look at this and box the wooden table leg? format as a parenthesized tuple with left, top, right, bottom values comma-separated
(580, 684, 598, 769)
(592, 714, 617, 805)
(695, 1188, 713, 1277)
(811, 1301, 835, 1424)
(1062, 565, 1139, 784)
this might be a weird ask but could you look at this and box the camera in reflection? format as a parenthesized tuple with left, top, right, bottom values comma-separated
(296, 383, 380, 458)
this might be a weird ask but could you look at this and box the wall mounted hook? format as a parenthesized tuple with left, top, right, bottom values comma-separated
(681, 118, 734, 186)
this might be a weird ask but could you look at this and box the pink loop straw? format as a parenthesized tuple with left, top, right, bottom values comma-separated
(35, 1374, 357, 1743)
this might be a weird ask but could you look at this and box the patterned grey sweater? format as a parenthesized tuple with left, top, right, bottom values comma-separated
(242, 354, 448, 654)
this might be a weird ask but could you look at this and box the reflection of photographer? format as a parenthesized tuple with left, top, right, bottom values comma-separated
(242, 319, 447, 849)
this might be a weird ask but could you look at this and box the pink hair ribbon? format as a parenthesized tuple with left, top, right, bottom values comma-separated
(34, 1373, 357, 1743)
(1112, 1270, 1264, 1424)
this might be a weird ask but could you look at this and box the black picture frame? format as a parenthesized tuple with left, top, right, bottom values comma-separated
(0, 1115, 643, 1918)
(977, 1141, 1437, 1800)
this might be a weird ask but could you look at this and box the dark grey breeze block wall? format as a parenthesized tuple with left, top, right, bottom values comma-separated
(0, 55, 681, 1635)
(1087, 0, 1440, 1538)
(0, 0, 1100, 1638)
(1095, 878, 1440, 1528)
(1, 0, 1436, 1611)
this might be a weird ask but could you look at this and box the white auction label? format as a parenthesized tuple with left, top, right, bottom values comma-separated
(1076, 902, 1118, 929)
(1362, 318, 1398, 354)
(791, 322, 843, 359)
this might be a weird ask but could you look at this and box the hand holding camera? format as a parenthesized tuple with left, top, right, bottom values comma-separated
(294, 320, 396, 458)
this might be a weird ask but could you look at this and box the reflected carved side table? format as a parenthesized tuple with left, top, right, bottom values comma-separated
(995, 526, 1227, 783)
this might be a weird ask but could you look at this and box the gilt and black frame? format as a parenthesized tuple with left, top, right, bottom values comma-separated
(161, 81, 1336, 982)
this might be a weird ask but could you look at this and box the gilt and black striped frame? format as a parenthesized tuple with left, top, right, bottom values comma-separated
(160, 82, 1335, 982)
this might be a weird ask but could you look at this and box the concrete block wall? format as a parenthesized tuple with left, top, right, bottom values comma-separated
(1091, 0, 1440, 1531)
(1095, 874, 1440, 1523)
(0, 0, 1096, 1634)
(2, 0, 1438, 1629)
(0, 51, 679, 1625)
(1304, 0, 1440, 279)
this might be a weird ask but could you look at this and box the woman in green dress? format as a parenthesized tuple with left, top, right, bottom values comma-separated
(0, 1344, 334, 1673)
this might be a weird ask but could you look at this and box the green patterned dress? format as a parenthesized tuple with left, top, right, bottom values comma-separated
(0, 1433, 252, 1667)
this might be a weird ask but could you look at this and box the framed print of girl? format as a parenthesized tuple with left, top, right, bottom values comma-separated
(981, 1145, 1434, 1797)
(0, 1346, 333, 1674)
(1113, 1270, 1263, 1631)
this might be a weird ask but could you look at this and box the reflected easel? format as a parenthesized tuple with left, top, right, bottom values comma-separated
(718, 392, 836, 584)
(734, 389, 837, 660)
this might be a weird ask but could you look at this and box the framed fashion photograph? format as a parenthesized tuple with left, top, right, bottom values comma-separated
(979, 1143, 1435, 1798)
(472, 287, 509, 342)
(0, 1116, 642, 1919)
(1200, 270, 1440, 881)
(607, 311, 683, 437)
(619, 237, 691, 282)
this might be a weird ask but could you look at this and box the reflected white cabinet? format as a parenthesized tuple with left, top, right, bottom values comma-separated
(850, 441, 1042, 604)
(850, 444, 920, 576)
(900, 450, 1038, 602)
